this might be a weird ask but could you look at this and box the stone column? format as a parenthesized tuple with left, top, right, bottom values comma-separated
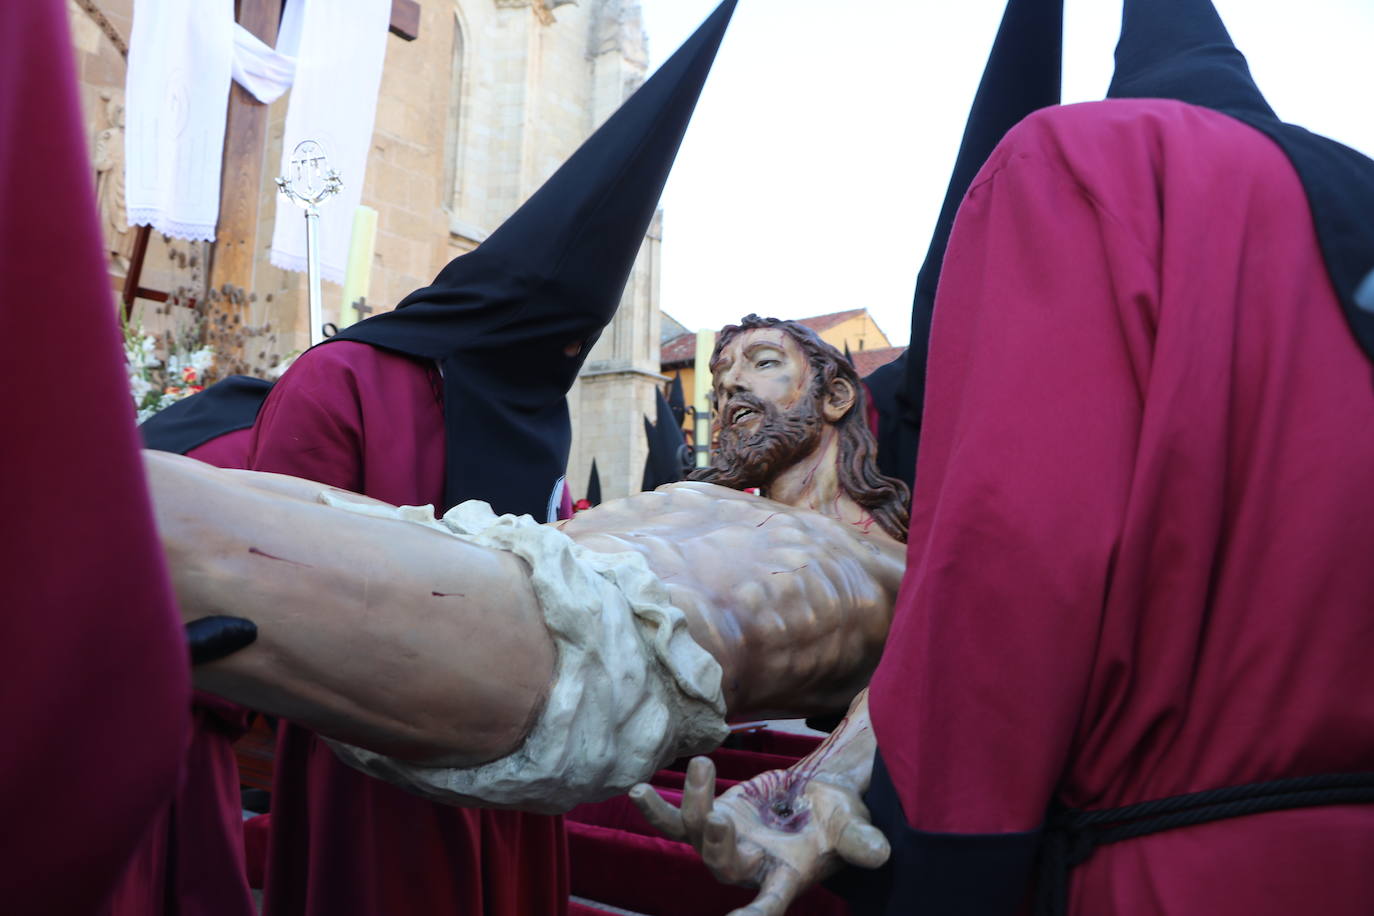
(565, 0, 660, 503)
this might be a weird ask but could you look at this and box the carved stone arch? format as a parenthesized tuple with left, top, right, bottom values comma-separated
(590, 0, 646, 70)
(494, 0, 577, 28)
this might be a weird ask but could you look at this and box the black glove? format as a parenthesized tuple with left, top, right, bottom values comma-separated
(186, 615, 258, 666)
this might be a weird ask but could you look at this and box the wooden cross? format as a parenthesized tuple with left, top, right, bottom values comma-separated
(206, 0, 420, 293)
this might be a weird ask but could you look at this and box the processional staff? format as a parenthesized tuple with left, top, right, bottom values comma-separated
(276, 140, 342, 346)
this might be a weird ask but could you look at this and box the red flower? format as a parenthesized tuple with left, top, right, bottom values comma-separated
(182, 366, 199, 383)
(190, 385, 205, 393)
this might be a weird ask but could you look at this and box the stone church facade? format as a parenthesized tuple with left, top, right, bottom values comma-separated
(69, 0, 666, 503)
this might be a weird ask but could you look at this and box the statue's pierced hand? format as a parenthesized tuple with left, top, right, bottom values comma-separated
(630, 756, 889, 916)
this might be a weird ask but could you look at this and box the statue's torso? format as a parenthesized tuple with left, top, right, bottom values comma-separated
(560, 481, 906, 718)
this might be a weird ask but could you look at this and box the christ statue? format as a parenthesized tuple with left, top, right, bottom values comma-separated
(147, 315, 909, 812)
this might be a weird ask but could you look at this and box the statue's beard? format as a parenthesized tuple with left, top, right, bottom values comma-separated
(704, 391, 823, 491)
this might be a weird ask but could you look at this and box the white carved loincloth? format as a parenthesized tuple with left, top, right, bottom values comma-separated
(316, 494, 729, 813)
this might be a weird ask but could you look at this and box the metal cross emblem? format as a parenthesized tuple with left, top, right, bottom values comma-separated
(275, 139, 344, 346)
(276, 139, 342, 212)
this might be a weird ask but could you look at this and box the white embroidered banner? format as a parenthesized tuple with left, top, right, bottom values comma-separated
(124, 0, 236, 241)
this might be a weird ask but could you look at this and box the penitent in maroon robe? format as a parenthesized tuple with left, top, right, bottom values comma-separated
(106, 430, 257, 916)
(246, 341, 568, 916)
(858, 100, 1374, 914)
(0, 1, 191, 911)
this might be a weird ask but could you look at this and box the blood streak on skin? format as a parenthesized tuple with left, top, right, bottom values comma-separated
(248, 546, 313, 568)
(756, 513, 778, 528)
(770, 565, 809, 575)
(431, 591, 466, 598)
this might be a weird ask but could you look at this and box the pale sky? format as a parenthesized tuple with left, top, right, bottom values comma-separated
(639, 0, 1374, 347)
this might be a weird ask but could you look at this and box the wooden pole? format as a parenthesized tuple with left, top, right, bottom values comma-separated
(121, 224, 153, 321)
(389, 0, 421, 41)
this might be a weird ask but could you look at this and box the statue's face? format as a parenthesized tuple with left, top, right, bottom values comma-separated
(709, 328, 824, 488)
(712, 328, 811, 422)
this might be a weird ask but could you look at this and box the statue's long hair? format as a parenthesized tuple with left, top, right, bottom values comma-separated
(690, 315, 911, 542)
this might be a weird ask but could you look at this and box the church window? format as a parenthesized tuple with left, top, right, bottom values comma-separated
(443, 8, 467, 212)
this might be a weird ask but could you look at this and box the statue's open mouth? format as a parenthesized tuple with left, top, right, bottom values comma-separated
(730, 406, 757, 426)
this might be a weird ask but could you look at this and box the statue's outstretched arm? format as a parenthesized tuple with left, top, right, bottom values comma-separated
(144, 449, 556, 768)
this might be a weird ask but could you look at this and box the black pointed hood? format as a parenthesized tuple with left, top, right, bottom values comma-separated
(139, 375, 274, 454)
(586, 458, 602, 507)
(332, 0, 737, 517)
(1107, 0, 1374, 366)
(642, 386, 689, 491)
(1107, 0, 1273, 118)
(864, 0, 1063, 488)
(667, 373, 687, 427)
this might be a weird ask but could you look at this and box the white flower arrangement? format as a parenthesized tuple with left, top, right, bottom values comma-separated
(123, 318, 215, 424)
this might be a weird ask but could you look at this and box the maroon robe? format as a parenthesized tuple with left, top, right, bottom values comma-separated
(107, 431, 257, 916)
(0, 1, 190, 911)
(862, 99, 1374, 913)
(246, 341, 568, 915)
(187, 427, 254, 468)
